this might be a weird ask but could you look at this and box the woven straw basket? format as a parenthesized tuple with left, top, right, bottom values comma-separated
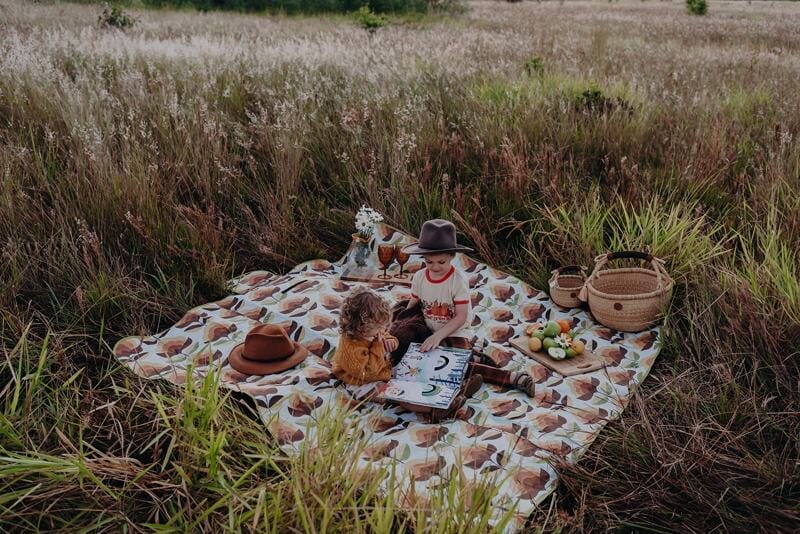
(548, 265, 587, 308)
(578, 251, 673, 333)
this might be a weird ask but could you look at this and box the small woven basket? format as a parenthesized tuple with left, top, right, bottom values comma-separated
(579, 251, 673, 333)
(548, 265, 587, 309)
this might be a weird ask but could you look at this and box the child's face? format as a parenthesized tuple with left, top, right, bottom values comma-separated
(362, 320, 389, 340)
(423, 253, 454, 276)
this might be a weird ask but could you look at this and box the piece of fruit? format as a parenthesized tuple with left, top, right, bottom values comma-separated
(543, 321, 561, 338)
(571, 339, 585, 355)
(532, 330, 546, 341)
(527, 336, 543, 352)
(557, 319, 571, 334)
(525, 323, 542, 336)
(565, 348, 577, 358)
(542, 337, 557, 350)
(548, 347, 566, 360)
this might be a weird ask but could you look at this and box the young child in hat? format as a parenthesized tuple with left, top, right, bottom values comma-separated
(390, 219, 537, 397)
(333, 286, 481, 422)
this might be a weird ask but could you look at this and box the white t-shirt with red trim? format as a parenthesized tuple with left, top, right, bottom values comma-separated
(411, 266, 472, 337)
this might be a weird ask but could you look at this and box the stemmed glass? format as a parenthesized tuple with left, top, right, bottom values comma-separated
(394, 244, 410, 279)
(377, 244, 395, 280)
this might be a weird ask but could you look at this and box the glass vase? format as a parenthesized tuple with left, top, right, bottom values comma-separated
(348, 233, 373, 273)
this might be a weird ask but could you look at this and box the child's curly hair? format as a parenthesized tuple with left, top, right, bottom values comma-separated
(339, 287, 391, 339)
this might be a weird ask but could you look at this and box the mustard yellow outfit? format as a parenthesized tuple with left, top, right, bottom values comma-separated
(332, 334, 397, 385)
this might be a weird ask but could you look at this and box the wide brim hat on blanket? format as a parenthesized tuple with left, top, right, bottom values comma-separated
(402, 219, 473, 255)
(229, 324, 309, 375)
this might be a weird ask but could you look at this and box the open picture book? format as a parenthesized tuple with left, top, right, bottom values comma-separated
(376, 343, 472, 409)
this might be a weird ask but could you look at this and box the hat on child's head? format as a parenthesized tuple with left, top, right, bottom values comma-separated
(228, 324, 309, 375)
(402, 219, 473, 255)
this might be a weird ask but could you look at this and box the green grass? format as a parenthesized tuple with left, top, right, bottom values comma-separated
(0, 327, 514, 531)
(1, 0, 799, 531)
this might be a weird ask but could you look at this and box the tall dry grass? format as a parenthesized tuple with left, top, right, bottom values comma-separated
(1, 0, 799, 531)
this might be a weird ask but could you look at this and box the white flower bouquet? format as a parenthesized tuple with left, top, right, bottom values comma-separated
(354, 205, 383, 241)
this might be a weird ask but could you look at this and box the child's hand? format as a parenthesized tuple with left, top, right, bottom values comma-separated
(365, 385, 385, 401)
(420, 333, 444, 352)
(383, 335, 398, 353)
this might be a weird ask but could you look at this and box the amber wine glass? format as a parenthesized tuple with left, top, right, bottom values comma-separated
(394, 244, 411, 279)
(377, 244, 395, 280)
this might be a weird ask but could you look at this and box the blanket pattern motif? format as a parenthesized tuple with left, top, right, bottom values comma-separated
(114, 224, 662, 528)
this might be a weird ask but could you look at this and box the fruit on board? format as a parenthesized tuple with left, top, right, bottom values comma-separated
(525, 323, 542, 336)
(524, 322, 585, 360)
(543, 321, 561, 338)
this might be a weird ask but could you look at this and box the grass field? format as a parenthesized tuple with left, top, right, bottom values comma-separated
(1, 0, 799, 531)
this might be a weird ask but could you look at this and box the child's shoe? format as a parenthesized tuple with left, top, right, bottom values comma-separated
(462, 373, 483, 398)
(429, 394, 466, 423)
(470, 339, 495, 366)
(512, 372, 536, 397)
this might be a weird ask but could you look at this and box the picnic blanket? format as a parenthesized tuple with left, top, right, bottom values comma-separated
(113, 223, 663, 530)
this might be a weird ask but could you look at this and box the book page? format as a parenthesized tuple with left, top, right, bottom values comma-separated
(379, 379, 460, 409)
(393, 343, 471, 386)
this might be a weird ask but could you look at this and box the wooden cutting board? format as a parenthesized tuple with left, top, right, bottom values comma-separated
(339, 265, 414, 287)
(509, 336, 606, 376)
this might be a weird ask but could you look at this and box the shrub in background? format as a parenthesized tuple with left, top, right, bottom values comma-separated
(354, 5, 388, 33)
(98, 3, 136, 28)
(576, 84, 631, 114)
(686, 0, 708, 15)
(523, 55, 544, 76)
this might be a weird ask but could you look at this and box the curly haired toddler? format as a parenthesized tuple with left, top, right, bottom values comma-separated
(331, 287, 399, 385)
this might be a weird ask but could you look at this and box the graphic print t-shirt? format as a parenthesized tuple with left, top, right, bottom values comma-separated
(411, 266, 472, 336)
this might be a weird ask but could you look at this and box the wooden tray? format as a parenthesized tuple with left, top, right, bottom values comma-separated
(509, 336, 606, 377)
(339, 265, 413, 287)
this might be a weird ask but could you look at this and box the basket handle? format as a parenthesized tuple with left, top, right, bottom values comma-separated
(550, 265, 586, 276)
(579, 251, 670, 302)
(607, 251, 653, 262)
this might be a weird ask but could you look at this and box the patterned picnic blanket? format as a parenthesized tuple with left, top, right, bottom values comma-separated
(113, 223, 662, 530)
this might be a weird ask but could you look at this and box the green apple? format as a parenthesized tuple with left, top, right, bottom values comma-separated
(542, 337, 557, 350)
(543, 321, 561, 338)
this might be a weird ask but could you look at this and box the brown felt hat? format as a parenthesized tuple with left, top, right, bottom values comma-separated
(228, 324, 309, 375)
(402, 219, 473, 255)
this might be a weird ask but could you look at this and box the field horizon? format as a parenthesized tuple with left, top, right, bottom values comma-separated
(1, 0, 799, 531)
